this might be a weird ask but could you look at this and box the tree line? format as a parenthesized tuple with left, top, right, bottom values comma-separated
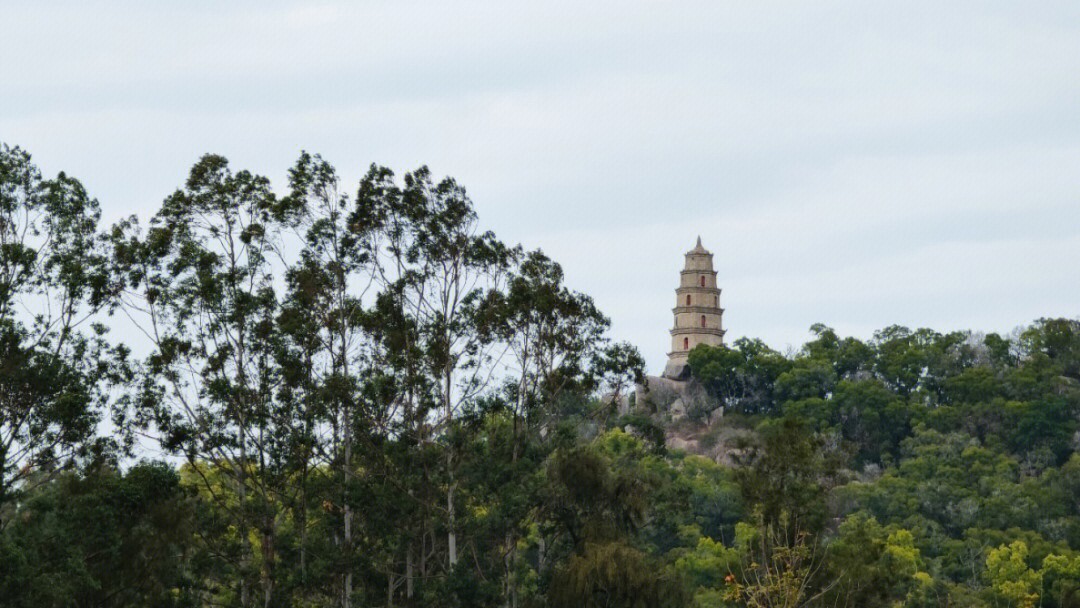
(2, 141, 1079, 607)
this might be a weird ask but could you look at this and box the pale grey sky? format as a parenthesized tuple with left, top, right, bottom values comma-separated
(3, 1, 1079, 373)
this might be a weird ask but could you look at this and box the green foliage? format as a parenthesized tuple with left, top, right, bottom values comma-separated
(1040, 552, 1080, 607)
(675, 535, 739, 590)
(733, 416, 840, 537)
(721, 515, 822, 608)
(0, 143, 127, 513)
(689, 339, 791, 416)
(986, 541, 1042, 608)
(823, 513, 926, 606)
(549, 540, 687, 608)
(0, 462, 195, 607)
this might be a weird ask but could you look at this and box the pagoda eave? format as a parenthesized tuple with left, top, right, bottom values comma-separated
(674, 286, 721, 294)
(669, 327, 725, 337)
(672, 305, 725, 314)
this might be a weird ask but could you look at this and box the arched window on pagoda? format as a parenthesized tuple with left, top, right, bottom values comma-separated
(701, 315, 706, 328)
(683, 337, 689, 350)
(685, 294, 691, 306)
(700, 275, 706, 287)
(714, 295, 718, 306)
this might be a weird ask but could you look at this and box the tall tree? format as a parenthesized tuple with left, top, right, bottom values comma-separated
(278, 152, 387, 607)
(354, 165, 514, 574)
(489, 250, 611, 448)
(478, 249, 647, 605)
(116, 154, 298, 607)
(0, 143, 124, 521)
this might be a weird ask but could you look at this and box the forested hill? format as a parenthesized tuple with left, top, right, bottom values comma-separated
(2, 142, 1079, 607)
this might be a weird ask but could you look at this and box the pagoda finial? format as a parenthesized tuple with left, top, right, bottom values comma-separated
(688, 236, 709, 255)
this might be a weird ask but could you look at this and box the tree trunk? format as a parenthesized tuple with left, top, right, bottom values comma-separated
(445, 368, 458, 567)
(447, 478, 458, 566)
(238, 431, 252, 608)
(262, 518, 276, 608)
(299, 415, 311, 600)
(406, 544, 414, 598)
(504, 533, 515, 608)
(343, 413, 353, 608)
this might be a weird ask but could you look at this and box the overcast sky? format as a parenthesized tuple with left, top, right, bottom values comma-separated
(3, 1, 1079, 374)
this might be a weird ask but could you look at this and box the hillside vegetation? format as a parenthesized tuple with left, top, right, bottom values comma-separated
(1, 142, 1079, 607)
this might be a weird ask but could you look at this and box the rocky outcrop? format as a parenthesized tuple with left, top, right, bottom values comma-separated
(635, 375, 721, 422)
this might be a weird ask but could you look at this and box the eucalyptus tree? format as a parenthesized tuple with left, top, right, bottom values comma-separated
(454, 248, 647, 605)
(114, 154, 301, 607)
(0, 143, 124, 520)
(353, 165, 516, 574)
(491, 250, 608, 446)
(277, 152, 386, 607)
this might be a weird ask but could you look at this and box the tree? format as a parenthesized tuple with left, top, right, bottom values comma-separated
(823, 513, 930, 607)
(487, 249, 610, 448)
(543, 434, 685, 608)
(831, 379, 912, 465)
(1021, 318, 1080, 381)
(986, 541, 1042, 608)
(548, 540, 685, 608)
(278, 152, 386, 606)
(732, 417, 839, 538)
(0, 462, 195, 607)
(0, 143, 125, 520)
(722, 517, 829, 608)
(1040, 552, 1080, 608)
(353, 165, 515, 573)
(802, 324, 873, 380)
(116, 154, 299, 607)
(688, 339, 790, 416)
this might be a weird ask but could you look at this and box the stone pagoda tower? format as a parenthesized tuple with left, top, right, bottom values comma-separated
(663, 236, 725, 379)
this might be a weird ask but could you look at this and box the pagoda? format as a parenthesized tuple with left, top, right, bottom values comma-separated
(663, 236, 725, 379)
